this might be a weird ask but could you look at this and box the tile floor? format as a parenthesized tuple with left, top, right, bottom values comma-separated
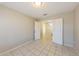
(0, 40, 79, 56)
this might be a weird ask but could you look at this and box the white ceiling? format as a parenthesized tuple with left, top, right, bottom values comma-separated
(0, 2, 79, 19)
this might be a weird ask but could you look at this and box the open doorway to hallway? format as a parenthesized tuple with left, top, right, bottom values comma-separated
(35, 18, 63, 45)
(41, 21, 52, 44)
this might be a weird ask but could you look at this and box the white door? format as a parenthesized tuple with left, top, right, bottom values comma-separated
(51, 18, 63, 45)
(35, 21, 40, 40)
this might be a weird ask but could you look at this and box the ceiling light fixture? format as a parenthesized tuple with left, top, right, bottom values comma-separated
(32, 2, 47, 8)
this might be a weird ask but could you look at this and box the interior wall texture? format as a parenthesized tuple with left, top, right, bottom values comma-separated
(0, 5, 35, 53)
(74, 5, 79, 50)
(40, 11, 74, 47)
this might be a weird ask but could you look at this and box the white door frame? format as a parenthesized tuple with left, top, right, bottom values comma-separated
(34, 21, 41, 40)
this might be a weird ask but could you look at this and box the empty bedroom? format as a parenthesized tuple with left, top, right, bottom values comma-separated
(0, 2, 79, 56)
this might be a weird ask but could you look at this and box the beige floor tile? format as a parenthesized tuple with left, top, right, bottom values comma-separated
(48, 50, 55, 56)
(32, 50, 40, 56)
(0, 40, 78, 56)
(0, 52, 13, 56)
(40, 52, 48, 56)
(9, 48, 24, 56)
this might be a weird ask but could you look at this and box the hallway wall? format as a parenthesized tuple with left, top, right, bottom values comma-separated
(0, 5, 35, 53)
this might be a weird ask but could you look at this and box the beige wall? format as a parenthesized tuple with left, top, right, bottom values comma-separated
(0, 5, 35, 53)
(74, 5, 79, 50)
(40, 11, 74, 47)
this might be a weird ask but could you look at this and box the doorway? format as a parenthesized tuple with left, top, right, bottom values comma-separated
(35, 18, 63, 45)
(40, 22, 52, 44)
